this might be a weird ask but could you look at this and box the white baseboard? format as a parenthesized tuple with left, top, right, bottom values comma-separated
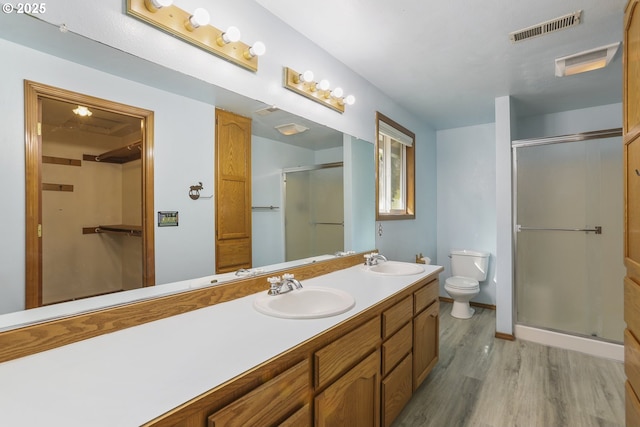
(514, 324, 623, 362)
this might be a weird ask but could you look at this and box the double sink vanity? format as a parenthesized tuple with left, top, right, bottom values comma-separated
(0, 252, 443, 427)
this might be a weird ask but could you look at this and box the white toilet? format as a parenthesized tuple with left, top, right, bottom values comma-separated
(444, 249, 490, 319)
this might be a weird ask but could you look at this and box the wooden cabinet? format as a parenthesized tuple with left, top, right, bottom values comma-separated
(314, 317, 380, 389)
(380, 297, 413, 427)
(215, 108, 252, 273)
(626, 2, 640, 425)
(413, 280, 439, 391)
(381, 353, 413, 427)
(315, 351, 380, 427)
(208, 360, 309, 427)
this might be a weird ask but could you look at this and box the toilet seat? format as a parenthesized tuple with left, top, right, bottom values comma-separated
(445, 276, 479, 290)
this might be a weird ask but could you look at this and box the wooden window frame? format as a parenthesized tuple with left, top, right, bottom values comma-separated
(375, 112, 415, 221)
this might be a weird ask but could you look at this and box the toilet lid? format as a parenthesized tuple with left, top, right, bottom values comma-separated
(445, 276, 479, 290)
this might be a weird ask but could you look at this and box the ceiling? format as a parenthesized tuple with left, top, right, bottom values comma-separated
(256, 0, 626, 130)
(41, 98, 141, 139)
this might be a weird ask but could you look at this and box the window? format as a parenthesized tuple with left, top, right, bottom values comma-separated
(375, 112, 415, 220)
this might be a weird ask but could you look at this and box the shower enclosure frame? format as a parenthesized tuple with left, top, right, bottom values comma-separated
(511, 128, 623, 351)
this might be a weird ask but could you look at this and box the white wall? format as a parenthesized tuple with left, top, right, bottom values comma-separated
(436, 123, 497, 304)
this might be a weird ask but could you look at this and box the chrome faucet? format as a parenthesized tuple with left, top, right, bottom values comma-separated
(267, 273, 303, 295)
(364, 252, 387, 266)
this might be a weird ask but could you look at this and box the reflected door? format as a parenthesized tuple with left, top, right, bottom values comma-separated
(514, 137, 624, 342)
(284, 165, 344, 261)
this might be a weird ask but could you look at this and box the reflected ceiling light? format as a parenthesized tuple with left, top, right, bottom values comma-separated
(144, 0, 173, 12)
(275, 123, 309, 136)
(185, 8, 210, 31)
(244, 41, 266, 59)
(283, 67, 354, 113)
(73, 106, 92, 117)
(555, 42, 620, 77)
(217, 26, 241, 45)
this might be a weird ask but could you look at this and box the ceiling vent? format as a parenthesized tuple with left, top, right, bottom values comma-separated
(509, 10, 582, 43)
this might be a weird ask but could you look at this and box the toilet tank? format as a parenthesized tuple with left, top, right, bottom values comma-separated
(450, 249, 490, 281)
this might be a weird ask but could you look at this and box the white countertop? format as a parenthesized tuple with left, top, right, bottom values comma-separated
(0, 263, 442, 427)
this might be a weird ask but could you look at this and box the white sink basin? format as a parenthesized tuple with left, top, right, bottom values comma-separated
(365, 261, 425, 276)
(253, 286, 355, 319)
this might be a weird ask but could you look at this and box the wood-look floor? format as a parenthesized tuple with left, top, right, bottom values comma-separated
(393, 302, 626, 427)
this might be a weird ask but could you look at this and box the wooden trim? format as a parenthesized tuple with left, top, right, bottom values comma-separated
(375, 112, 416, 221)
(438, 296, 496, 311)
(24, 80, 156, 305)
(0, 251, 375, 364)
(495, 332, 516, 341)
(24, 81, 42, 309)
(42, 156, 81, 166)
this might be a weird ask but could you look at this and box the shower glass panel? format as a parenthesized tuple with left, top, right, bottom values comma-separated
(514, 136, 624, 342)
(284, 164, 344, 261)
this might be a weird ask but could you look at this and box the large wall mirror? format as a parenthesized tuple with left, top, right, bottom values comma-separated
(0, 13, 375, 331)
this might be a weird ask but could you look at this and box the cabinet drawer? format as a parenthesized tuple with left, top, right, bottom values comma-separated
(382, 321, 412, 376)
(627, 380, 640, 427)
(208, 359, 309, 427)
(414, 279, 439, 315)
(314, 317, 380, 389)
(381, 353, 413, 427)
(279, 403, 311, 427)
(382, 296, 412, 339)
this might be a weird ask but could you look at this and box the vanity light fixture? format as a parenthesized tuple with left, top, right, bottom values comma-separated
(283, 67, 355, 113)
(127, 0, 264, 72)
(73, 106, 92, 117)
(555, 42, 620, 77)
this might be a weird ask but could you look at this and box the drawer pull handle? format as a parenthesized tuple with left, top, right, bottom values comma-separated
(636, 169, 640, 176)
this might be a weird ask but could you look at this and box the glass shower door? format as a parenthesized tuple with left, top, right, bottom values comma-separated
(284, 164, 344, 261)
(514, 136, 624, 342)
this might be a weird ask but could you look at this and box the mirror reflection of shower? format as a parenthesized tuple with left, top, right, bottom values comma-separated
(284, 163, 344, 261)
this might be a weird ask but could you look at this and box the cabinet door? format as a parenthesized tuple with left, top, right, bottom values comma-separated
(215, 108, 252, 273)
(413, 301, 439, 391)
(381, 353, 412, 427)
(315, 351, 380, 427)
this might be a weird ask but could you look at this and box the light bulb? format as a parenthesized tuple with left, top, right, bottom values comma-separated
(301, 70, 314, 83)
(186, 8, 209, 30)
(222, 26, 241, 43)
(344, 95, 356, 105)
(145, 0, 172, 12)
(317, 79, 330, 91)
(244, 41, 266, 59)
(293, 70, 314, 84)
(332, 87, 344, 98)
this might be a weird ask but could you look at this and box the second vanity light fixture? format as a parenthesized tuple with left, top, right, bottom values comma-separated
(127, 0, 266, 72)
(283, 67, 355, 113)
